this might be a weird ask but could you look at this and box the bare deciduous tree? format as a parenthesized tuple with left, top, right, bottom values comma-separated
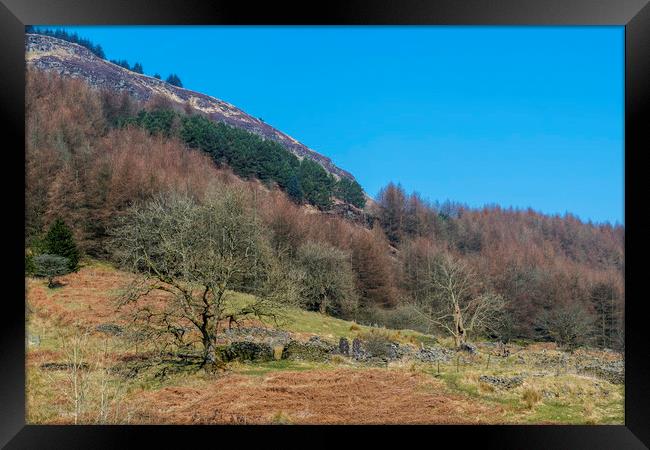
(413, 253, 505, 347)
(110, 187, 299, 367)
(536, 302, 595, 350)
(295, 240, 358, 317)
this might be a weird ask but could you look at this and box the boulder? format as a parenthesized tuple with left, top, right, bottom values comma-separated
(458, 343, 477, 354)
(338, 337, 350, 356)
(351, 337, 366, 361)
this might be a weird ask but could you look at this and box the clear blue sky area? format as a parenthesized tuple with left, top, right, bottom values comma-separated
(40, 26, 624, 224)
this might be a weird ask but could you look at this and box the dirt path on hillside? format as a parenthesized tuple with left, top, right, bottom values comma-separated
(128, 368, 505, 424)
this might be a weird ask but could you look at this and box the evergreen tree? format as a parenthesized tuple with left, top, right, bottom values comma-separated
(153, 73, 162, 80)
(34, 254, 70, 288)
(299, 159, 334, 210)
(166, 74, 183, 87)
(286, 175, 304, 202)
(335, 177, 366, 208)
(132, 62, 144, 74)
(43, 219, 80, 271)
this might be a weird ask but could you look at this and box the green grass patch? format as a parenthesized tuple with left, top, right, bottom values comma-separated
(228, 359, 331, 377)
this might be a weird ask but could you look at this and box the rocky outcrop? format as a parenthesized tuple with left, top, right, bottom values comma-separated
(26, 33, 357, 182)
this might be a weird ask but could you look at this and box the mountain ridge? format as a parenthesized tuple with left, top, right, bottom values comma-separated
(25, 33, 357, 183)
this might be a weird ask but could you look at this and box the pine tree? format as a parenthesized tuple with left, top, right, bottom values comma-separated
(44, 219, 80, 271)
(335, 177, 366, 208)
(166, 74, 183, 87)
(287, 175, 303, 202)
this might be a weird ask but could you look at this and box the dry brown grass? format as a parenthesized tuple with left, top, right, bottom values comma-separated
(522, 388, 542, 409)
(126, 368, 504, 424)
(526, 342, 558, 352)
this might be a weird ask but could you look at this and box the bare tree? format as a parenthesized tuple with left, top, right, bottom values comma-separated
(295, 240, 358, 317)
(412, 253, 505, 347)
(110, 187, 299, 367)
(58, 326, 91, 424)
(536, 303, 595, 350)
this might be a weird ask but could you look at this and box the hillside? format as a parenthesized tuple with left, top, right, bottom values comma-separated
(23, 27, 626, 427)
(25, 33, 356, 183)
(26, 263, 623, 425)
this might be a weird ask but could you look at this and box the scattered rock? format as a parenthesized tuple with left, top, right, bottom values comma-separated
(95, 323, 124, 336)
(40, 362, 90, 371)
(27, 334, 41, 347)
(415, 346, 453, 363)
(478, 375, 524, 390)
(578, 360, 624, 385)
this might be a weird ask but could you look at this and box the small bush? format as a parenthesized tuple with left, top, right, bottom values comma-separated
(270, 411, 292, 424)
(272, 346, 284, 361)
(479, 382, 496, 394)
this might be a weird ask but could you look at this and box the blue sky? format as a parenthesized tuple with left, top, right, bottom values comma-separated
(41, 26, 624, 224)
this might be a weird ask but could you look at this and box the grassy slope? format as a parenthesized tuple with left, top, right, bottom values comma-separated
(25, 261, 624, 425)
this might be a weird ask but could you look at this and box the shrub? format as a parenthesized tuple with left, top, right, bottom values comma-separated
(34, 254, 70, 288)
(522, 388, 542, 409)
(25, 251, 36, 276)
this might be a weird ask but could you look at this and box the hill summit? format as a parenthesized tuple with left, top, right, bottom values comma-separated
(25, 33, 356, 183)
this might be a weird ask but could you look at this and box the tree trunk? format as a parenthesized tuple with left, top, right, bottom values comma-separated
(201, 330, 217, 368)
(453, 304, 466, 347)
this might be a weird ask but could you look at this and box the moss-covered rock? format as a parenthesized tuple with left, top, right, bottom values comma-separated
(283, 337, 334, 361)
(223, 341, 274, 362)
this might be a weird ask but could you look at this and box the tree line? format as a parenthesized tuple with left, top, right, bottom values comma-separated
(25, 70, 624, 354)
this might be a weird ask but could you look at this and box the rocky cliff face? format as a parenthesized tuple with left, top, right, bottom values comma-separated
(25, 33, 355, 181)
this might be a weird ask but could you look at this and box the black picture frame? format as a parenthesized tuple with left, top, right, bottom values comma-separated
(1, 1, 648, 448)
